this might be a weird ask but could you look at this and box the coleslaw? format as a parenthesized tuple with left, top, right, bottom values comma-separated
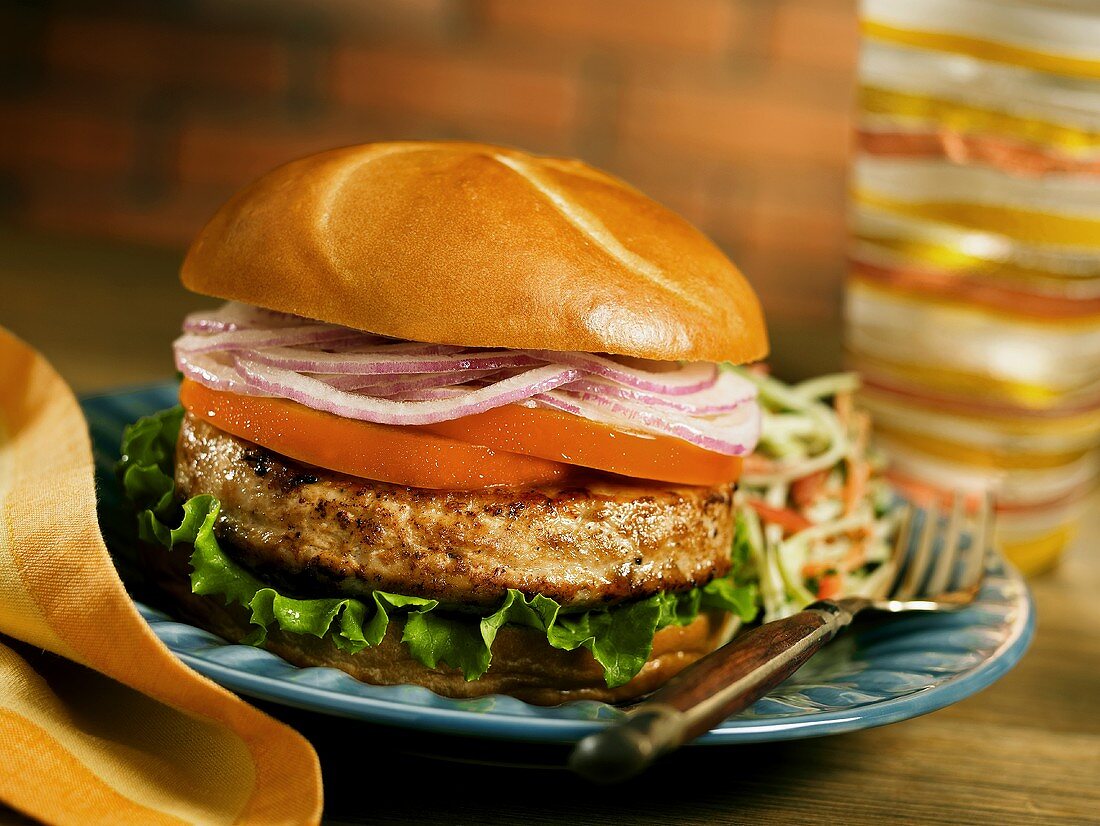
(730, 366, 901, 621)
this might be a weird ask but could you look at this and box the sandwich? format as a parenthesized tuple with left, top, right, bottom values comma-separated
(120, 141, 770, 705)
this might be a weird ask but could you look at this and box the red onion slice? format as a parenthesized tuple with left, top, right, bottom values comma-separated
(562, 369, 756, 415)
(320, 369, 501, 394)
(173, 301, 762, 455)
(387, 387, 473, 402)
(522, 351, 719, 395)
(243, 347, 541, 375)
(234, 358, 581, 425)
(359, 342, 468, 356)
(182, 302, 302, 333)
(175, 351, 258, 396)
(175, 325, 368, 354)
(536, 389, 760, 456)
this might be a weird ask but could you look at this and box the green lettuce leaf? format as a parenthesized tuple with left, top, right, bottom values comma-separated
(121, 408, 761, 688)
(119, 406, 183, 518)
(548, 597, 666, 687)
(699, 577, 759, 622)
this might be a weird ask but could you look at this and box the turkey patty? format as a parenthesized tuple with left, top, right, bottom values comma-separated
(174, 413, 736, 609)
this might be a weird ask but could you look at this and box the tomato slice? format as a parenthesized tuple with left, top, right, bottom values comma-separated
(422, 404, 742, 486)
(180, 380, 742, 489)
(179, 380, 573, 490)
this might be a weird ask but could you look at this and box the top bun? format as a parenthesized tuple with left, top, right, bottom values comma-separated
(182, 142, 768, 364)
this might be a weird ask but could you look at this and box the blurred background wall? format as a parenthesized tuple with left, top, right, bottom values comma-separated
(1, 1, 857, 320)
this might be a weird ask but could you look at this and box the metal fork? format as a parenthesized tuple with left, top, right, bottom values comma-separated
(569, 492, 993, 783)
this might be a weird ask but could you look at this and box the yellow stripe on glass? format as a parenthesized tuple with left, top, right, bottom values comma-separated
(859, 87, 1100, 156)
(862, 20, 1100, 81)
(852, 232, 1100, 291)
(855, 190, 1100, 248)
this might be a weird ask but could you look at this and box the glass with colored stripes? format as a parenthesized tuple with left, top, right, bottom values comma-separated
(846, 0, 1100, 575)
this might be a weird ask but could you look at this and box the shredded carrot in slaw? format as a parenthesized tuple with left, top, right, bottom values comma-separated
(731, 367, 898, 621)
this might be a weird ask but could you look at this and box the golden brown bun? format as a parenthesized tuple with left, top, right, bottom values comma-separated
(140, 541, 738, 706)
(182, 142, 768, 364)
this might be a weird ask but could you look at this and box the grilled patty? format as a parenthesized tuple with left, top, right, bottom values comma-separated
(175, 413, 736, 609)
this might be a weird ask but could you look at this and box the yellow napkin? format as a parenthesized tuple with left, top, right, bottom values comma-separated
(0, 327, 322, 825)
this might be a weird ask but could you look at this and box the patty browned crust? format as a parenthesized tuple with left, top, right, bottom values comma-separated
(175, 413, 736, 609)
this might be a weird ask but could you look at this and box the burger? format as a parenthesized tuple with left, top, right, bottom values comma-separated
(119, 141, 768, 705)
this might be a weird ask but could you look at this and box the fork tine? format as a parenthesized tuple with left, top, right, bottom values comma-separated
(875, 503, 912, 600)
(926, 493, 966, 596)
(894, 501, 939, 600)
(960, 491, 993, 592)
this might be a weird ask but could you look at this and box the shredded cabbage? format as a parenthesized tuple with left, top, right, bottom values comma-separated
(726, 367, 899, 621)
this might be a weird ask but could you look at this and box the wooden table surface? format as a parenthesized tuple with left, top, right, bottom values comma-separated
(3, 229, 1098, 825)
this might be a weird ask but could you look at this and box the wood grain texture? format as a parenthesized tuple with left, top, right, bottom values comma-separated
(2, 230, 1098, 824)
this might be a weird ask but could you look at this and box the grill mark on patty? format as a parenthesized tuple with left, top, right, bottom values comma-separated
(174, 413, 736, 609)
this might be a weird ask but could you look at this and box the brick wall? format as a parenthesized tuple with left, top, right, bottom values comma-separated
(0, 0, 858, 322)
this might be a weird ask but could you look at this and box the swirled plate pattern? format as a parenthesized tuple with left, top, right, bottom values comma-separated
(85, 383, 1035, 744)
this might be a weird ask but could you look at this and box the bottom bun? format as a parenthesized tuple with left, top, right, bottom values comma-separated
(140, 542, 739, 705)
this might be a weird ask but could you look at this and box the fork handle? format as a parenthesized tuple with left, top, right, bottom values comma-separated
(569, 602, 852, 782)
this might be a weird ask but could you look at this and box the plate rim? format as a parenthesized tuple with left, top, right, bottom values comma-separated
(136, 560, 1034, 746)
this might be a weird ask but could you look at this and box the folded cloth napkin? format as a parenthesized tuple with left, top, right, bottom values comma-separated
(0, 327, 322, 825)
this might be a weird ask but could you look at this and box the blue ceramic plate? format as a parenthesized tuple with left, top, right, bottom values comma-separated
(85, 383, 1034, 744)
